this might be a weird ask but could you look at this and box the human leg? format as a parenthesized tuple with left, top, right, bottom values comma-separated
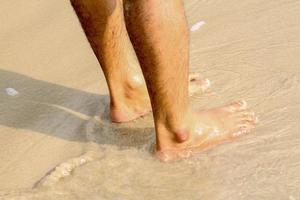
(71, 0, 210, 123)
(126, 0, 258, 161)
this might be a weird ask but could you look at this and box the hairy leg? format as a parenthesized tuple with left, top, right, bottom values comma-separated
(71, 0, 210, 123)
(71, 0, 151, 122)
(126, 0, 258, 161)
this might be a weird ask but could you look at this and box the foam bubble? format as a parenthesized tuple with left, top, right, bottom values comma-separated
(195, 124, 204, 135)
(201, 78, 211, 91)
(5, 88, 19, 96)
(190, 21, 206, 32)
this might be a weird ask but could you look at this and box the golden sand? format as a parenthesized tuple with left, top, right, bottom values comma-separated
(0, 0, 299, 199)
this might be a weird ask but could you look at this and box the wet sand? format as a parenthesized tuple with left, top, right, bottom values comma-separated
(1, 0, 300, 199)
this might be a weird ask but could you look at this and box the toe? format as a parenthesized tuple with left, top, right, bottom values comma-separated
(226, 100, 248, 112)
(241, 116, 258, 124)
(232, 127, 250, 137)
(238, 121, 256, 130)
(238, 111, 258, 124)
(188, 73, 210, 87)
(230, 117, 254, 132)
(189, 73, 202, 82)
(188, 74, 211, 95)
(232, 121, 255, 137)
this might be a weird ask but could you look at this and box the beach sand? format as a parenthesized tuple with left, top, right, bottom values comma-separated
(0, 0, 300, 199)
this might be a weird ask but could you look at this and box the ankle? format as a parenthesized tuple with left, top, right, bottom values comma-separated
(109, 72, 146, 103)
(155, 112, 193, 151)
(108, 73, 151, 122)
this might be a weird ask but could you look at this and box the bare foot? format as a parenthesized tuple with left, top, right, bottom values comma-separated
(155, 100, 258, 161)
(110, 72, 211, 123)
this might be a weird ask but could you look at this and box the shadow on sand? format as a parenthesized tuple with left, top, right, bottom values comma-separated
(0, 69, 155, 149)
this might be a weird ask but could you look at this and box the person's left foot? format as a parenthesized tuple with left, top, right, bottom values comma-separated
(110, 72, 211, 123)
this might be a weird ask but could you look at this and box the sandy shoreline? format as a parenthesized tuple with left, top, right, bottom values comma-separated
(1, 0, 300, 199)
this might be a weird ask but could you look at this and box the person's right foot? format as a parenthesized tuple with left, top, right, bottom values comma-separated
(155, 100, 258, 161)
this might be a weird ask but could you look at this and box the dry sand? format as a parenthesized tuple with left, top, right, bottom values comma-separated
(0, 0, 300, 199)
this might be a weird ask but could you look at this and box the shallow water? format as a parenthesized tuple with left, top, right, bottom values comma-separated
(1, 0, 300, 199)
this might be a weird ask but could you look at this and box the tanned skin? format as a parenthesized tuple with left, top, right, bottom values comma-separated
(71, 0, 209, 123)
(71, 0, 258, 161)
